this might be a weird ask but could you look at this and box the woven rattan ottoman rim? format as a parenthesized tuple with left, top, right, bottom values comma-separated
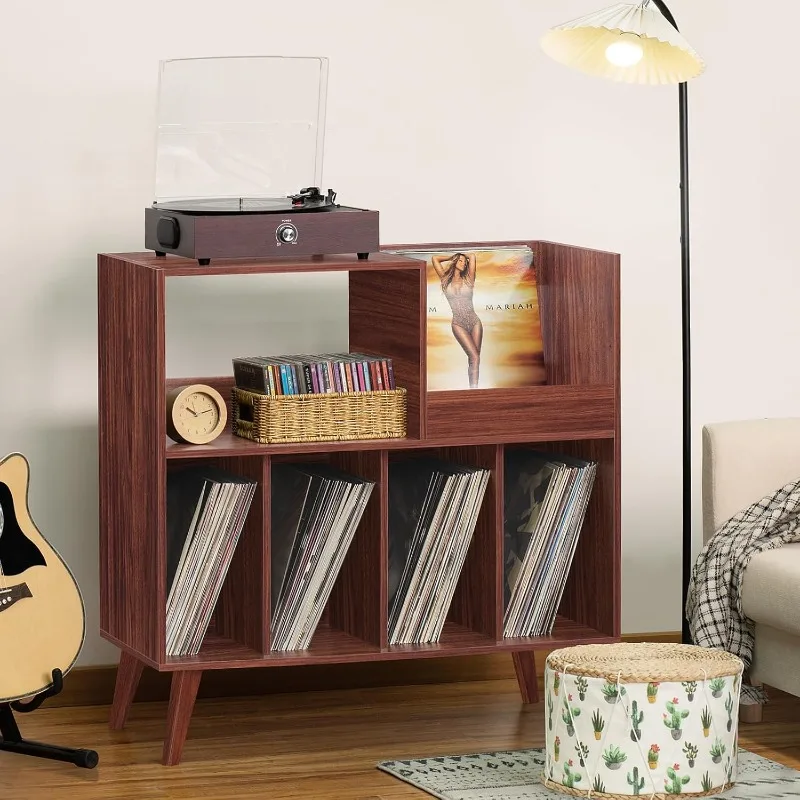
(545, 642, 743, 683)
(542, 776, 734, 799)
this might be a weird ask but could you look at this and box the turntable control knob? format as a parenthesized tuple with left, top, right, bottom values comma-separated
(277, 223, 298, 244)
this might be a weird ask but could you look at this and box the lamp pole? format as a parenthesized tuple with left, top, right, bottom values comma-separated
(649, 0, 693, 644)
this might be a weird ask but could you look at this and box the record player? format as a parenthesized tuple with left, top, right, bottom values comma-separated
(144, 56, 379, 265)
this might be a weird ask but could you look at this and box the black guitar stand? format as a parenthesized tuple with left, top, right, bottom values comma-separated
(0, 668, 98, 768)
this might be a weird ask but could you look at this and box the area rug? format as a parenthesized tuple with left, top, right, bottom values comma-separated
(377, 748, 800, 799)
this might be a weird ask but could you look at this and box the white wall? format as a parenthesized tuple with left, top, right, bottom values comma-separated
(1, 0, 798, 667)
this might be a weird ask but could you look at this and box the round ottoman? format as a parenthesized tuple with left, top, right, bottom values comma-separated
(543, 642, 744, 798)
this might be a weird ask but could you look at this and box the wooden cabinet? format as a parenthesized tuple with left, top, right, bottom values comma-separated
(97, 240, 621, 765)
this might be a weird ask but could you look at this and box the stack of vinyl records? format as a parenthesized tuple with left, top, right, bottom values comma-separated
(165, 465, 258, 657)
(270, 462, 375, 651)
(388, 457, 491, 646)
(502, 448, 597, 638)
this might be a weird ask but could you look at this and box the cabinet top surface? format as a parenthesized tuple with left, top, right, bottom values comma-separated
(98, 251, 425, 276)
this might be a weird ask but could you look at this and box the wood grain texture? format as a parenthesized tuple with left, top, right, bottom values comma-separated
(262, 455, 273, 652)
(613, 244, 622, 640)
(12, 663, 790, 800)
(426, 385, 615, 441)
(493, 445, 505, 638)
(144, 207, 380, 261)
(40, 632, 682, 710)
(108, 651, 144, 730)
(534, 240, 620, 386)
(326, 450, 385, 647)
(210, 455, 269, 653)
(161, 633, 264, 670)
(99, 245, 621, 764)
(141, 619, 616, 672)
(163, 670, 202, 766)
(512, 651, 539, 704)
(165, 428, 616, 459)
(98, 255, 166, 665)
(194, 209, 379, 260)
(349, 267, 426, 439)
(439, 445, 501, 639)
(107, 250, 420, 277)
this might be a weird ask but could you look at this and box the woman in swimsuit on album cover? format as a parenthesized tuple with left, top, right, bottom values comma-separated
(431, 252, 482, 389)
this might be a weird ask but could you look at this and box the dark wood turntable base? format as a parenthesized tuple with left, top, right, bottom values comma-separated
(144, 205, 379, 263)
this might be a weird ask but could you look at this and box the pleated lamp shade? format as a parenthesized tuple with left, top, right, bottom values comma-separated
(541, 2, 705, 85)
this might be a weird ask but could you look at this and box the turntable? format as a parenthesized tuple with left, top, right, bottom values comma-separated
(144, 56, 379, 265)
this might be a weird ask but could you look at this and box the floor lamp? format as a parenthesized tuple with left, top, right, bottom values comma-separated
(540, 1, 705, 644)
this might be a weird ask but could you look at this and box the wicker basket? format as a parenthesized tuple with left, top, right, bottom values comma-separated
(231, 386, 407, 444)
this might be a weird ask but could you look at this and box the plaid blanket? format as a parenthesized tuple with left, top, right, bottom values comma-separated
(686, 477, 800, 704)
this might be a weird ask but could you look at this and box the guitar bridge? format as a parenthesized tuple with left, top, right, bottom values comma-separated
(0, 583, 32, 613)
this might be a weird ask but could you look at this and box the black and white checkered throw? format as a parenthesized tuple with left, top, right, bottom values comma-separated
(686, 477, 800, 705)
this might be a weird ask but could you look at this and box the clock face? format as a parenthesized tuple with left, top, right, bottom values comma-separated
(176, 391, 220, 439)
(168, 385, 227, 444)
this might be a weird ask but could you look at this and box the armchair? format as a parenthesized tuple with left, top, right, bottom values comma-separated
(702, 417, 800, 721)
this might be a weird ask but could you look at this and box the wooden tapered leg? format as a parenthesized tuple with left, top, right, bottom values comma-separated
(109, 651, 145, 731)
(162, 670, 202, 766)
(512, 652, 539, 705)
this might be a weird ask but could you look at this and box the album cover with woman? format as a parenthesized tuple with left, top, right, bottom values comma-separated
(387, 245, 546, 391)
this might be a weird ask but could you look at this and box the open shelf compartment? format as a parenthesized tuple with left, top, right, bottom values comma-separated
(160, 454, 268, 669)
(410, 239, 619, 442)
(266, 450, 385, 657)
(500, 438, 619, 642)
(384, 445, 501, 651)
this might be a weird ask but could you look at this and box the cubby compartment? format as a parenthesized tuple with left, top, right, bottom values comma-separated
(499, 438, 619, 644)
(162, 455, 267, 669)
(161, 257, 426, 457)
(266, 450, 384, 659)
(423, 239, 619, 442)
(384, 445, 500, 653)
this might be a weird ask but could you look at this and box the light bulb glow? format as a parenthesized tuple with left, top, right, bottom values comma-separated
(605, 34, 644, 68)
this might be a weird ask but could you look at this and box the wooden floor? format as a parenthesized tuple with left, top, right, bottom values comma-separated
(3, 678, 800, 799)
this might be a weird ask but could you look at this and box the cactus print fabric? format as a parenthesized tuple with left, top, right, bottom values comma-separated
(542, 663, 741, 795)
(377, 747, 800, 799)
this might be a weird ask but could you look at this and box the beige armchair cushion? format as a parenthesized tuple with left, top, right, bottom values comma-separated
(741, 543, 800, 637)
(702, 418, 800, 541)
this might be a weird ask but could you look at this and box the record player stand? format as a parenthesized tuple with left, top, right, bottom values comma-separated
(98, 242, 621, 765)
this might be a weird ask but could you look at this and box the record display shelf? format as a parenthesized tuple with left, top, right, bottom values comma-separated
(97, 241, 621, 765)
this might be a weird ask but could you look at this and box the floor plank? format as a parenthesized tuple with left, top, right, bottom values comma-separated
(2, 679, 799, 799)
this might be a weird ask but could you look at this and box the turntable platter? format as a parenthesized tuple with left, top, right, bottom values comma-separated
(152, 197, 290, 213)
(152, 187, 337, 215)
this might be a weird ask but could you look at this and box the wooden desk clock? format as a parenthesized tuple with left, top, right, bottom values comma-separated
(166, 384, 227, 445)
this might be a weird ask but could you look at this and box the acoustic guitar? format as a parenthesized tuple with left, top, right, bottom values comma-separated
(0, 452, 85, 703)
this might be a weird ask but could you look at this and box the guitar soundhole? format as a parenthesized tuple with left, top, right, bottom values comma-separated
(0, 480, 47, 577)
